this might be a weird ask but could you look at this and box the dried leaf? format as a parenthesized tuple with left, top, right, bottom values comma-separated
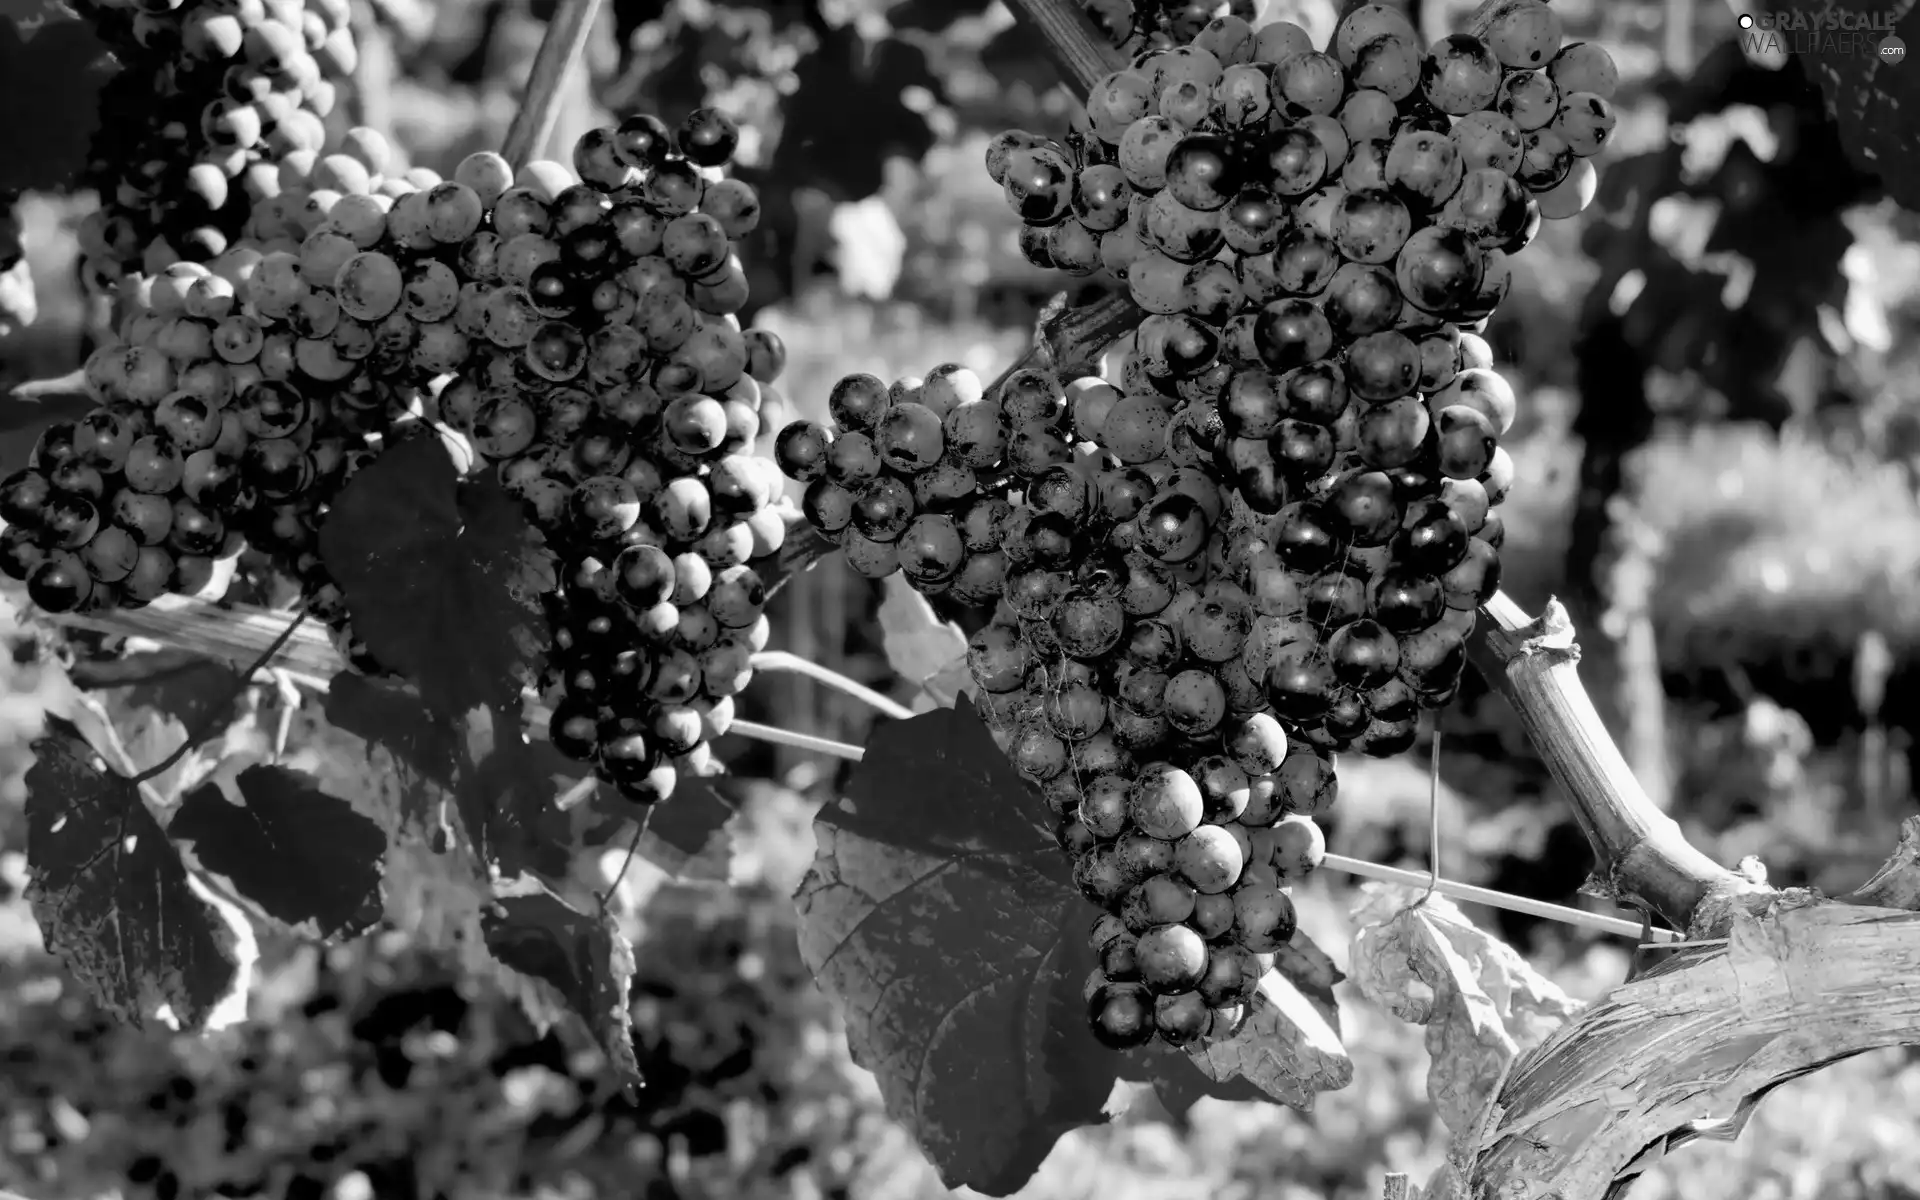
(1349, 884, 1581, 1138)
(876, 575, 969, 708)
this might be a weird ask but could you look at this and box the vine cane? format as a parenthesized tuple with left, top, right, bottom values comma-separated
(499, 0, 609, 172)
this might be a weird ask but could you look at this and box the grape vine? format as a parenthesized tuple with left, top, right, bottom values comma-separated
(1, 1, 1917, 1199)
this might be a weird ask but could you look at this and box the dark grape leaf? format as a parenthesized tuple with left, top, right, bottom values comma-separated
(1019, 896, 1123, 1129)
(456, 717, 575, 879)
(319, 435, 555, 717)
(481, 876, 641, 1096)
(794, 699, 1117, 1196)
(1800, 3, 1920, 209)
(0, 11, 116, 192)
(22, 715, 252, 1030)
(169, 764, 386, 942)
(322, 672, 461, 788)
(821, 695, 1061, 866)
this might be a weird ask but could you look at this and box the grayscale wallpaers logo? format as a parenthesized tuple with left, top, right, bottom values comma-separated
(1737, 10, 1905, 62)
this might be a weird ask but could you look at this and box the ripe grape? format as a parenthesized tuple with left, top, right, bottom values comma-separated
(1422, 34, 1502, 114)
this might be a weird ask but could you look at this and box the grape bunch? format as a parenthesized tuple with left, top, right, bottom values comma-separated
(0, 127, 490, 645)
(773, 2, 1617, 1052)
(772, 358, 1336, 1049)
(982, 0, 1617, 753)
(72, 0, 359, 292)
(774, 361, 1035, 597)
(415, 111, 788, 809)
(997, 1, 1614, 290)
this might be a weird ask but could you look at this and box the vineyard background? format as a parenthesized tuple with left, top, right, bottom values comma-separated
(3, 0, 1920, 1196)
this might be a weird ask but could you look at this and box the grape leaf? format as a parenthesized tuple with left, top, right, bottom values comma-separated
(1798, 3, 1920, 210)
(821, 695, 1056, 860)
(169, 764, 386, 942)
(480, 875, 641, 1096)
(1349, 884, 1582, 1141)
(455, 715, 575, 879)
(793, 699, 1118, 1196)
(322, 671, 460, 788)
(22, 715, 253, 1031)
(0, 10, 116, 192)
(876, 575, 970, 710)
(318, 434, 556, 717)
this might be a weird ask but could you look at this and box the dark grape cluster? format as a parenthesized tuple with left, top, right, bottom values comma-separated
(0, 132, 484, 657)
(774, 2, 1617, 1051)
(421, 111, 788, 809)
(6, 106, 786, 817)
(72, 0, 360, 292)
(774, 357, 1337, 1049)
(776, 361, 1043, 594)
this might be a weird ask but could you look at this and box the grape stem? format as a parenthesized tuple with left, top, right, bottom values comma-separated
(1464, 593, 1765, 936)
(749, 652, 916, 721)
(498, 0, 608, 171)
(718, 714, 1683, 944)
(725, 719, 862, 760)
(597, 803, 652, 912)
(1000, 0, 1131, 95)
